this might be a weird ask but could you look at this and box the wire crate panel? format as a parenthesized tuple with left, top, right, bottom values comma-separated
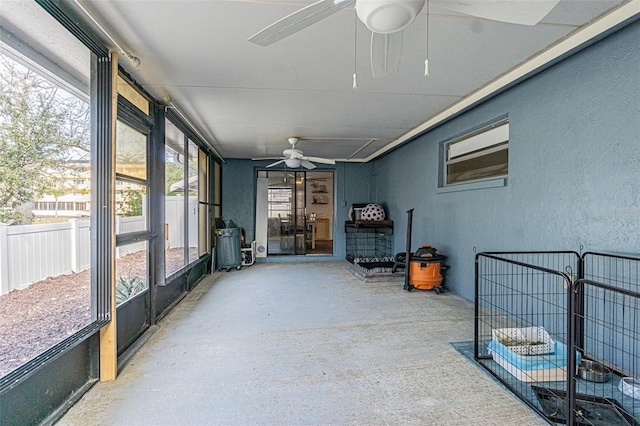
(569, 278, 640, 424)
(475, 252, 576, 359)
(474, 250, 640, 425)
(345, 223, 393, 261)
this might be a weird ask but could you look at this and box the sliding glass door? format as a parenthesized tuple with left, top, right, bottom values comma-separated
(267, 171, 306, 255)
(259, 170, 334, 256)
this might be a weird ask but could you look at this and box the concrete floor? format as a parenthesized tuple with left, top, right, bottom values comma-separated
(58, 261, 546, 425)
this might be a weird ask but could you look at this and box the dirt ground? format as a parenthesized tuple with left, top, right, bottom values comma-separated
(0, 248, 189, 377)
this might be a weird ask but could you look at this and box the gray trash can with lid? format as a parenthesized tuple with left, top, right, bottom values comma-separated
(215, 228, 242, 270)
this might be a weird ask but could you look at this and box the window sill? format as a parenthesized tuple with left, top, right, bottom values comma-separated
(436, 178, 507, 194)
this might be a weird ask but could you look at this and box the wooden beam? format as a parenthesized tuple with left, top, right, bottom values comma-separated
(99, 51, 119, 382)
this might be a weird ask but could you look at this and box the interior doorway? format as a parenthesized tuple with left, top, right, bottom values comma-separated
(258, 170, 333, 256)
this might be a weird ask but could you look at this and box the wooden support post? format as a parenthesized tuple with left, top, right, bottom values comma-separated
(99, 51, 119, 382)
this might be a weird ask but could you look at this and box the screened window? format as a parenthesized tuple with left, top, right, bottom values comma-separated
(115, 121, 148, 232)
(116, 120, 147, 181)
(115, 241, 148, 307)
(445, 121, 509, 186)
(114, 113, 150, 305)
(164, 123, 211, 272)
(198, 149, 209, 257)
(213, 161, 222, 219)
(187, 140, 199, 263)
(0, 2, 93, 378)
(164, 119, 186, 276)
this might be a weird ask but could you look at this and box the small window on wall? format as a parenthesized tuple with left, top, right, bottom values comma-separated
(444, 121, 509, 186)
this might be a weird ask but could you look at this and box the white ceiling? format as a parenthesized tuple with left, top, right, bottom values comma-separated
(62, 0, 635, 161)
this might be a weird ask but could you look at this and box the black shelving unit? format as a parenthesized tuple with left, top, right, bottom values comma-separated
(345, 221, 393, 262)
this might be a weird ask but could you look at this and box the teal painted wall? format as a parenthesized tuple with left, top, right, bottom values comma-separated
(221, 159, 258, 238)
(372, 20, 640, 301)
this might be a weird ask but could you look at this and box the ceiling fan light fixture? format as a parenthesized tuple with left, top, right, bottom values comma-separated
(285, 158, 302, 168)
(357, 0, 426, 34)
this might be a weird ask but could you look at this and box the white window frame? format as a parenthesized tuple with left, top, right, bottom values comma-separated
(444, 120, 509, 187)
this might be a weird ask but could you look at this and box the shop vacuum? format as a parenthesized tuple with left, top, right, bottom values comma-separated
(393, 209, 448, 294)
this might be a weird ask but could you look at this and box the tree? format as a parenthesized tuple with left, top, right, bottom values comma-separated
(165, 160, 184, 195)
(117, 188, 143, 217)
(0, 53, 89, 224)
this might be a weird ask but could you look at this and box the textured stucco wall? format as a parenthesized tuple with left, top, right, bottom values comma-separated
(221, 159, 257, 240)
(222, 160, 374, 259)
(372, 20, 640, 301)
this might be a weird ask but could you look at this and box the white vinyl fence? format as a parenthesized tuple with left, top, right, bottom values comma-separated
(115, 216, 146, 257)
(0, 216, 147, 296)
(0, 220, 91, 295)
(0, 196, 198, 296)
(165, 195, 199, 250)
(0, 196, 200, 296)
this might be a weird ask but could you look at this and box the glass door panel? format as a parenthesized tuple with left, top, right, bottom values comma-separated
(267, 172, 294, 255)
(263, 170, 335, 255)
(305, 172, 334, 255)
(294, 172, 306, 254)
(265, 171, 312, 255)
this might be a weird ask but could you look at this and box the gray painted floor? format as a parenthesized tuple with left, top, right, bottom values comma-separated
(59, 261, 546, 425)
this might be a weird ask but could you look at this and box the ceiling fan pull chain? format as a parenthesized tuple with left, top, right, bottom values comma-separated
(353, 9, 358, 89)
(425, 0, 430, 77)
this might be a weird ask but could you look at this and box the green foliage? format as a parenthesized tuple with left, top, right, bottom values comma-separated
(115, 274, 147, 305)
(0, 209, 22, 225)
(118, 188, 143, 217)
(0, 53, 89, 224)
(165, 161, 184, 195)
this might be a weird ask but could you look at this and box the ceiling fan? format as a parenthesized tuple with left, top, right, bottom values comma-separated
(259, 137, 337, 170)
(249, 0, 559, 78)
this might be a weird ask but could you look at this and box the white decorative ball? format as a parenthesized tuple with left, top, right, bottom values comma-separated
(360, 203, 385, 221)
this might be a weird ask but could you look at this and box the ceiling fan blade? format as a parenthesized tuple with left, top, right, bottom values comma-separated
(266, 159, 286, 168)
(248, 0, 355, 46)
(303, 156, 336, 165)
(370, 31, 403, 79)
(252, 156, 282, 161)
(301, 160, 317, 170)
(433, 0, 559, 26)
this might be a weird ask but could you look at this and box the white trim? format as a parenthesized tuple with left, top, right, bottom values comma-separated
(437, 178, 507, 194)
(364, 0, 640, 162)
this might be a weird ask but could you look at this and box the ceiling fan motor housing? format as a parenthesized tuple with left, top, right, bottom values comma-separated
(283, 148, 303, 158)
(357, 0, 426, 34)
